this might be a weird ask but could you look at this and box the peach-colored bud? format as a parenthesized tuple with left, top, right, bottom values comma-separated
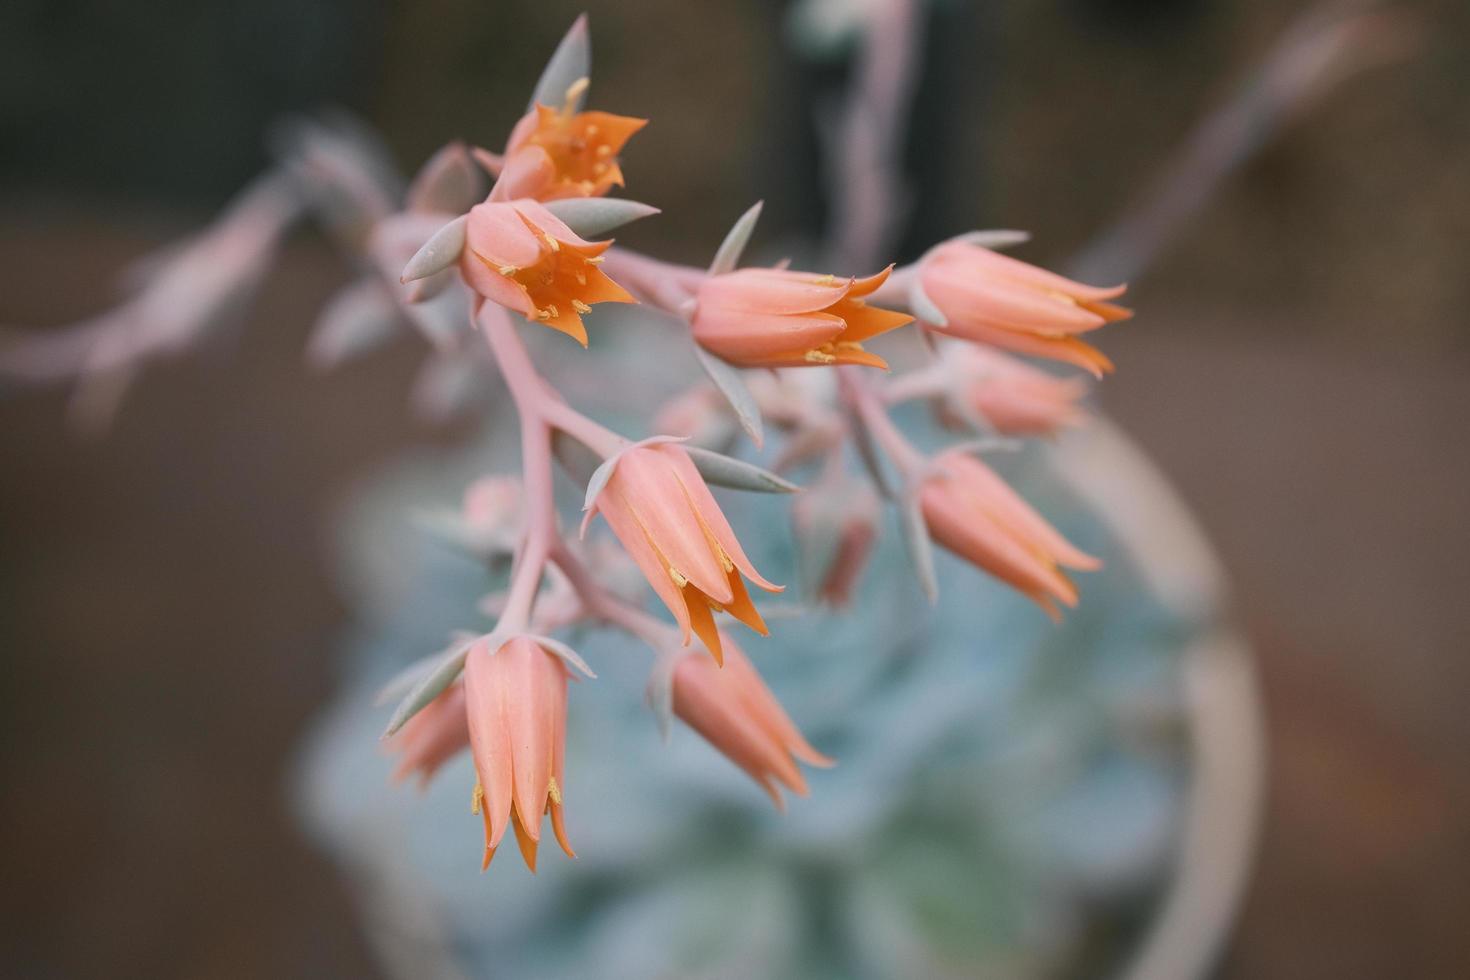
(587, 443, 782, 665)
(691, 266, 912, 369)
(459, 198, 635, 346)
(792, 478, 880, 607)
(385, 683, 469, 788)
(920, 450, 1101, 616)
(496, 102, 647, 202)
(672, 636, 833, 809)
(919, 242, 1130, 377)
(464, 636, 575, 873)
(944, 346, 1088, 437)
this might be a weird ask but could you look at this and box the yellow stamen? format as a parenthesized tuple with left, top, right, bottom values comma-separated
(804, 350, 837, 364)
(547, 776, 562, 806)
(562, 77, 590, 116)
(541, 233, 560, 252)
(572, 300, 592, 314)
(585, 255, 605, 265)
(670, 568, 689, 588)
(471, 781, 484, 815)
(498, 265, 518, 276)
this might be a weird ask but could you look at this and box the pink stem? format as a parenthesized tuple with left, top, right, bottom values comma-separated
(839, 365, 927, 479)
(550, 543, 675, 651)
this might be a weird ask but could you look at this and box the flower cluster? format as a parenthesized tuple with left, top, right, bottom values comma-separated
(371, 18, 1132, 874)
(5, 16, 1130, 877)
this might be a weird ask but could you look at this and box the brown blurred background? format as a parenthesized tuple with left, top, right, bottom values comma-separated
(2, 0, 1467, 977)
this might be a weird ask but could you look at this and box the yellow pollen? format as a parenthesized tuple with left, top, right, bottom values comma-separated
(471, 781, 484, 815)
(536, 308, 552, 320)
(585, 255, 605, 265)
(579, 179, 596, 193)
(575, 271, 587, 285)
(718, 551, 734, 572)
(498, 265, 517, 276)
(595, 144, 612, 157)
(593, 162, 608, 175)
(572, 300, 592, 314)
(585, 124, 599, 137)
(804, 350, 838, 364)
(670, 568, 689, 588)
(816, 274, 838, 285)
(542, 233, 561, 252)
(544, 304, 560, 319)
(547, 777, 562, 806)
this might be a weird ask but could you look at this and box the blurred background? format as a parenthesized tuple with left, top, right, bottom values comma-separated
(1, 0, 1467, 977)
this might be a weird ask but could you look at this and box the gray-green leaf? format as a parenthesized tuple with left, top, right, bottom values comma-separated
(544, 198, 660, 238)
(693, 344, 764, 447)
(708, 201, 763, 276)
(685, 445, 799, 494)
(400, 214, 466, 283)
(898, 490, 939, 605)
(529, 15, 591, 112)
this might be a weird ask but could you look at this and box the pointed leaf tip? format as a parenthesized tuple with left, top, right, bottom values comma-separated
(693, 344, 763, 447)
(401, 214, 467, 283)
(708, 201, 763, 276)
(685, 446, 799, 493)
(543, 198, 660, 238)
(530, 16, 592, 112)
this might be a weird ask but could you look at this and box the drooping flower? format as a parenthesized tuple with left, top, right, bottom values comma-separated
(494, 85, 647, 202)
(460, 198, 635, 346)
(386, 683, 469, 788)
(920, 449, 1100, 616)
(586, 442, 780, 665)
(918, 241, 1130, 376)
(943, 345, 1089, 437)
(463, 636, 575, 872)
(792, 475, 879, 607)
(672, 634, 833, 808)
(691, 266, 912, 368)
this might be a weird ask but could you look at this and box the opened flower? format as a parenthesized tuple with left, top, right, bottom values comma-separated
(494, 88, 647, 202)
(460, 198, 635, 346)
(920, 449, 1100, 616)
(691, 266, 912, 368)
(464, 635, 575, 872)
(586, 442, 780, 665)
(672, 635, 833, 808)
(919, 241, 1130, 376)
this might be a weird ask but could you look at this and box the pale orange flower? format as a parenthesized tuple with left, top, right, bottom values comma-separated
(691, 266, 912, 368)
(945, 345, 1088, 437)
(672, 635, 833, 808)
(920, 449, 1100, 616)
(495, 89, 647, 201)
(586, 442, 780, 665)
(460, 198, 635, 346)
(919, 241, 1129, 376)
(386, 683, 469, 788)
(464, 636, 575, 872)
